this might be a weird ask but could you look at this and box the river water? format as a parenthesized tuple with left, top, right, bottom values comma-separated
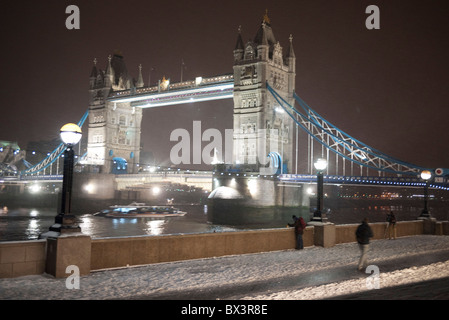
(0, 205, 238, 242)
(1, 203, 448, 242)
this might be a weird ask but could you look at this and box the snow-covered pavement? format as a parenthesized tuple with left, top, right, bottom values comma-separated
(1, 235, 449, 300)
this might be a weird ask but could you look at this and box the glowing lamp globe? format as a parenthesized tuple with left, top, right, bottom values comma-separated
(60, 123, 82, 145)
(420, 170, 432, 181)
(314, 158, 328, 171)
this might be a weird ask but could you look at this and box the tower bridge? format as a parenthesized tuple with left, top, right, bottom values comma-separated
(10, 11, 449, 211)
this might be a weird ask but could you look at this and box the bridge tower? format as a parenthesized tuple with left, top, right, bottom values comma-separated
(86, 52, 143, 174)
(232, 11, 296, 173)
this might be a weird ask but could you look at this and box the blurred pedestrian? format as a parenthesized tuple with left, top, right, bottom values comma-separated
(385, 211, 397, 240)
(288, 215, 307, 250)
(356, 217, 374, 271)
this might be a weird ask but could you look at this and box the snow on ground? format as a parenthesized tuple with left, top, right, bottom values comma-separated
(244, 260, 449, 300)
(1, 235, 449, 300)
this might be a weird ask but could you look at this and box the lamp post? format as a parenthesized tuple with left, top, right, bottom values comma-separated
(312, 158, 328, 222)
(419, 170, 432, 218)
(40, 123, 91, 279)
(51, 123, 82, 234)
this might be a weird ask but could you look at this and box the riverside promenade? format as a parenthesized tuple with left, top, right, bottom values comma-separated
(1, 235, 449, 301)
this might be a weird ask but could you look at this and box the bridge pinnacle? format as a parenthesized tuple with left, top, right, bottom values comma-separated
(263, 9, 270, 24)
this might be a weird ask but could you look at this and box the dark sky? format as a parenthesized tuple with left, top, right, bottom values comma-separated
(1, 0, 448, 169)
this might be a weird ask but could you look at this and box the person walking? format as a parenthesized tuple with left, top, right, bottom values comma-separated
(385, 211, 397, 240)
(356, 217, 374, 271)
(288, 215, 307, 250)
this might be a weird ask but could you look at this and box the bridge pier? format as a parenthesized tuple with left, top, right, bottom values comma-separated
(207, 173, 311, 226)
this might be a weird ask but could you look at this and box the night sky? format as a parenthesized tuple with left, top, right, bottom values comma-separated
(1, 0, 448, 170)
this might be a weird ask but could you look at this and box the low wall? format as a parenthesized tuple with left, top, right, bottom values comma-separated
(335, 220, 425, 244)
(1, 219, 448, 278)
(90, 227, 314, 271)
(0, 240, 46, 278)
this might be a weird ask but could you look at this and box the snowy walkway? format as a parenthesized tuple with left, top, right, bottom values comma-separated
(1, 235, 449, 300)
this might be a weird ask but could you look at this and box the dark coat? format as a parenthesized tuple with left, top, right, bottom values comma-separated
(387, 213, 397, 224)
(356, 221, 373, 244)
(289, 217, 306, 235)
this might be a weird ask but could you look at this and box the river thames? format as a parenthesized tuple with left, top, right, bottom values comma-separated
(0, 205, 236, 242)
(1, 203, 448, 242)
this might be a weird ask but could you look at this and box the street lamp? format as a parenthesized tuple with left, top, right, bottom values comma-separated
(419, 170, 432, 218)
(312, 158, 328, 222)
(51, 123, 82, 234)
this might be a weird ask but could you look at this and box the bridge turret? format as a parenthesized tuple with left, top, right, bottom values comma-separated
(232, 12, 295, 173)
(285, 35, 296, 68)
(88, 57, 108, 104)
(233, 26, 244, 62)
(256, 22, 269, 61)
(285, 34, 296, 96)
(104, 55, 114, 88)
(89, 58, 98, 89)
(136, 64, 144, 88)
(86, 52, 143, 175)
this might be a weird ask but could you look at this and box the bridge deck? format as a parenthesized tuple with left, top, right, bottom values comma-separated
(8, 171, 449, 190)
(108, 74, 234, 108)
(278, 174, 449, 189)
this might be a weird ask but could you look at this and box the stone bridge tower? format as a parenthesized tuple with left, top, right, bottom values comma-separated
(86, 52, 143, 174)
(232, 12, 296, 173)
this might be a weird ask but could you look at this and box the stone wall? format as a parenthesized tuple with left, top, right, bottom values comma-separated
(1, 219, 448, 278)
(0, 240, 46, 278)
(335, 220, 425, 244)
(90, 228, 308, 271)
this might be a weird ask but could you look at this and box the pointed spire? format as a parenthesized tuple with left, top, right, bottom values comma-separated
(235, 25, 244, 50)
(106, 55, 112, 75)
(286, 34, 296, 59)
(89, 58, 98, 89)
(260, 22, 269, 46)
(263, 9, 271, 25)
(90, 58, 98, 78)
(136, 64, 144, 88)
(234, 25, 245, 62)
(105, 54, 114, 87)
(254, 10, 276, 47)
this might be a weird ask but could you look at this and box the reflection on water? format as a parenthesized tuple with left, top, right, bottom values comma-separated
(145, 220, 166, 235)
(0, 205, 232, 242)
(26, 219, 39, 239)
(0, 208, 55, 241)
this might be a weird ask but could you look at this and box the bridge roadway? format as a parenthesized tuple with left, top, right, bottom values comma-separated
(108, 74, 234, 108)
(5, 171, 449, 190)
